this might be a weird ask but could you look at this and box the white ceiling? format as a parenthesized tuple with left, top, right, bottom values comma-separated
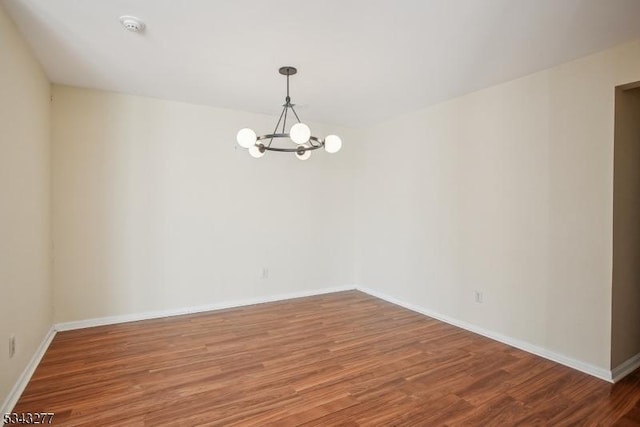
(3, 0, 640, 127)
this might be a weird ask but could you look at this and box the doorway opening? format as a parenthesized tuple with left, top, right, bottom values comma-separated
(611, 81, 640, 374)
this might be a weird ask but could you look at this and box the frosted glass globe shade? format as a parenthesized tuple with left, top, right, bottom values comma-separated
(249, 145, 265, 158)
(290, 123, 311, 145)
(237, 128, 257, 148)
(296, 149, 311, 161)
(324, 135, 342, 153)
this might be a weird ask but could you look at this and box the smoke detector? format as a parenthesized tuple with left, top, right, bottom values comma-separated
(119, 16, 145, 32)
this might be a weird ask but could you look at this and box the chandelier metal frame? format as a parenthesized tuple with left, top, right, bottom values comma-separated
(236, 66, 342, 159)
(256, 66, 323, 155)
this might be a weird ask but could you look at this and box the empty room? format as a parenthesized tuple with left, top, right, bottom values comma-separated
(2, 0, 640, 425)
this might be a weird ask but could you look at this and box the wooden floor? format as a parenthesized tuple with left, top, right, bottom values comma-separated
(13, 291, 640, 426)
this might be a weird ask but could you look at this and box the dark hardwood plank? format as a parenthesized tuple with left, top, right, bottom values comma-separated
(11, 290, 640, 426)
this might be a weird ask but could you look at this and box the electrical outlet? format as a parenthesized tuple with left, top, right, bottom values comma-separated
(9, 334, 15, 358)
(474, 291, 483, 304)
(261, 267, 269, 279)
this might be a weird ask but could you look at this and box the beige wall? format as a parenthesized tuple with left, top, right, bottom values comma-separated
(0, 5, 52, 406)
(51, 86, 355, 323)
(355, 41, 640, 371)
(611, 85, 640, 368)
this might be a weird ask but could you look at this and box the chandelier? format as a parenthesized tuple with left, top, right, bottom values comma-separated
(236, 66, 342, 160)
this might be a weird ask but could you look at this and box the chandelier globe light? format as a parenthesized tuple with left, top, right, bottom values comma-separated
(236, 66, 342, 160)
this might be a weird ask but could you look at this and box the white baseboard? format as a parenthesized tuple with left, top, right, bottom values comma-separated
(612, 352, 640, 383)
(355, 285, 613, 383)
(55, 285, 357, 332)
(1, 326, 56, 416)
